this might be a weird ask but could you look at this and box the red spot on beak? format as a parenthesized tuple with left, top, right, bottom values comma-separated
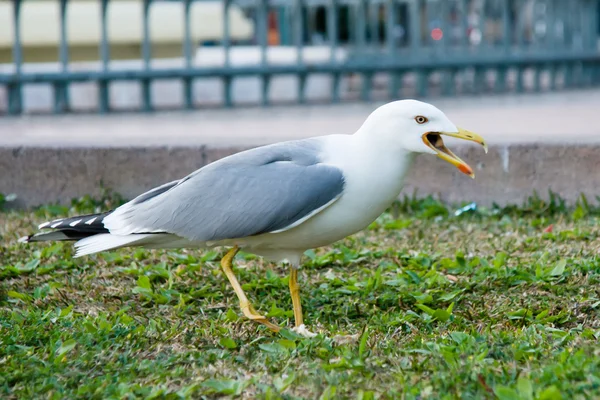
(458, 164, 473, 176)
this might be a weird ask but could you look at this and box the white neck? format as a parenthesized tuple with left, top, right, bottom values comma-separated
(352, 127, 414, 167)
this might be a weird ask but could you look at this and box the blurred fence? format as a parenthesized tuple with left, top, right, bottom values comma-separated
(0, 0, 599, 115)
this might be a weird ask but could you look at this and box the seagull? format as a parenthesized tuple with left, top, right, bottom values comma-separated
(20, 99, 487, 336)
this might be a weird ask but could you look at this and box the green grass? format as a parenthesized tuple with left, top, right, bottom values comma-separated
(1, 193, 600, 399)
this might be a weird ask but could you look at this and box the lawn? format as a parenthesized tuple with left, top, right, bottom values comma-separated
(1, 193, 600, 399)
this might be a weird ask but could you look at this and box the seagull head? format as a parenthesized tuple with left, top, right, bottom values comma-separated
(358, 99, 487, 178)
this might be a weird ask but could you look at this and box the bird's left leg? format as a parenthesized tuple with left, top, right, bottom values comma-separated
(289, 267, 317, 338)
(220, 246, 281, 332)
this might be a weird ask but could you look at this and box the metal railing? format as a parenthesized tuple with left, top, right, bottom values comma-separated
(1, 0, 599, 115)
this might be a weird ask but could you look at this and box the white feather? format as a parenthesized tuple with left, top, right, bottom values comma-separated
(39, 218, 63, 229)
(74, 234, 155, 257)
(103, 205, 164, 236)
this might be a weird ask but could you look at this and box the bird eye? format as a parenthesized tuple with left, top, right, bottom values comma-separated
(415, 116, 428, 124)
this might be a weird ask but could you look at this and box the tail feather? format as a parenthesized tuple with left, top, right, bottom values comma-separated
(73, 233, 157, 257)
(37, 212, 111, 233)
(21, 211, 174, 257)
(19, 211, 112, 244)
(20, 230, 87, 243)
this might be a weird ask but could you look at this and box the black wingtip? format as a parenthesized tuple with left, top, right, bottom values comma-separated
(36, 212, 111, 235)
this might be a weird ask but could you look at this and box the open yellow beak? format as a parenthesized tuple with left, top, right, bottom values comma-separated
(422, 128, 487, 178)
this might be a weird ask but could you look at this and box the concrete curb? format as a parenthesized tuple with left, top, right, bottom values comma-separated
(3, 90, 600, 208)
(2, 143, 599, 209)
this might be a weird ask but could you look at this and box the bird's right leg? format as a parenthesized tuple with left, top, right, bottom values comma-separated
(220, 246, 281, 332)
(289, 267, 317, 338)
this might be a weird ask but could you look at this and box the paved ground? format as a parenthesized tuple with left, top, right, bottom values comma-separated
(3, 89, 600, 148)
(2, 89, 600, 208)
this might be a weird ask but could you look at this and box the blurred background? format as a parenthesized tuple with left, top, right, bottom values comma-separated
(1, 0, 599, 113)
(1, 0, 600, 209)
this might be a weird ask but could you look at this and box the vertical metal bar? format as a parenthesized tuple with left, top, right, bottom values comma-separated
(8, 0, 23, 115)
(574, 62, 583, 87)
(358, 0, 370, 102)
(356, 0, 367, 52)
(306, 6, 314, 45)
(99, 0, 110, 113)
(563, 63, 572, 89)
(294, 0, 306, 103)
(496, 0, 510, 94)
(416, 69, 428, 98)
(437, 0, 448, 53)
(577, 62, 584, 88)
(515, 66, 524, 93)
(533, 65, 541, 92)
(55, 0, 70, 114)
(223, 0, 233, 107)
(141, 0, 152, 112)
(58, 0, 69, 72)
(579, 1, 586, 50)
(443, 68, 456, 96)
(580, 0, 589, 50)
(361, 72, 372, 102)
(183, 0, 194, 109)
(183, 0, 193, 68)
(410, 0, 423, 98)
(479, 0, 488, 50)
(473, 67, 484, 94)
(560, 0, 571, 48)
(495, 67, 506, 93)
(572, 62, 580, 89)
(328, 0, 338, 61)
(591, 0, 599, 50)
(423, 0, 431, 48)
(393, 70, 404, 99)
(594, 9, 600, 86)
(257, 0, 269, 106)
(461, 0, 469, 49)
(223, 0, 231, 67)
(548, 63, 556, 91)
(410, 0, 421, 51)
(501, 0, 510, 54)
(582, 62, 593, 87)
(585, 0, 598, 50)
(386, 0, 395, 54)
(386, 0, 398, 99)
(580, 61, 588, 87)
(516, 0, 525, 49)
(278, 6, 289, 45)
(545, 0, 555, 51)
(328, 0, 339, 102)
(567, 0, 574, 48)
(294, 0, 304, 63)
(369, 1, 379, 45)
(579, 61, 592, 87)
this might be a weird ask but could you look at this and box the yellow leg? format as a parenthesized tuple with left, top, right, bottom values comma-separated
(289, 268, 303, 327)
(220, 246, 280, 332)
(289, 268, 317, 338)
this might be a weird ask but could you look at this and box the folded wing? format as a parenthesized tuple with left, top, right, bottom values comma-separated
(103, 139, 346, 242)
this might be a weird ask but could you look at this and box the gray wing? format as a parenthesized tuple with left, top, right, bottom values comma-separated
(103, 139, 345, 241)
